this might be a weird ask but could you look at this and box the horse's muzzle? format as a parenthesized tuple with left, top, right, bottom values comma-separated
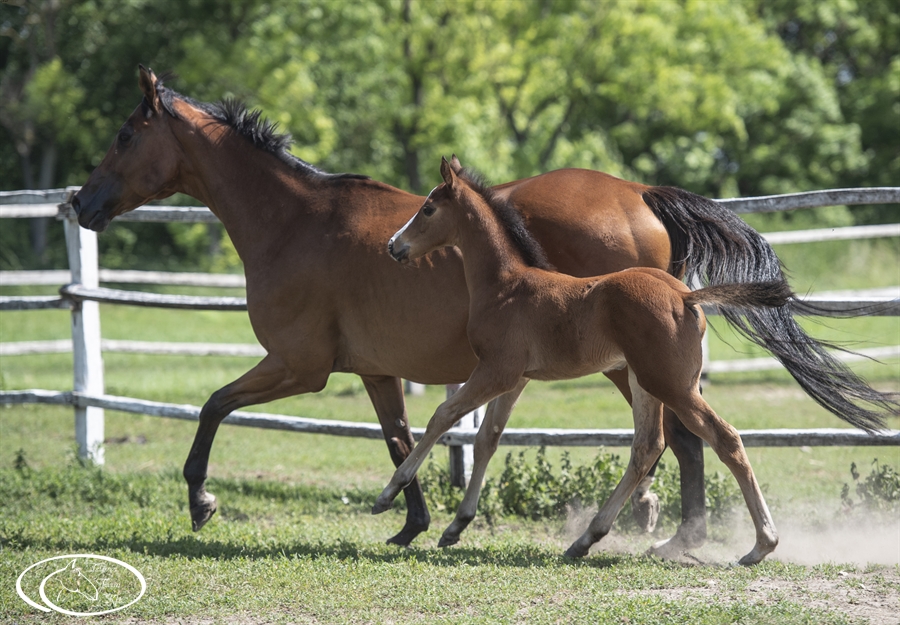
(388, 239, 409, 264)
(71, 193, 111, 232)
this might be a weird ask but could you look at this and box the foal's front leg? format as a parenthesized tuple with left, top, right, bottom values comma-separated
(439, 378, 529, 547)
(372, 364, 514, 515)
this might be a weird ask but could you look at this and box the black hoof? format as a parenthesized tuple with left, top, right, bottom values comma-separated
(386, 522, 429, 547)
(564, 543, 590, 559)
(438, 534, 460, 548)
(190, 492, 217, 532)
(372, 499, 393, 515)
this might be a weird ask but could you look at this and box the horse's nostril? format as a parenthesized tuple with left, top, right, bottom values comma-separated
(71, 195, 81, 214)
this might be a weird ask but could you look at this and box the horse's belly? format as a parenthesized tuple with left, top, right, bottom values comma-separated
(524, 345, 625, 382)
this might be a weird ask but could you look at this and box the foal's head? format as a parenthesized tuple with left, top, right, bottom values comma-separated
(388, 157, 552, 271)
(388, 157, 469, 263)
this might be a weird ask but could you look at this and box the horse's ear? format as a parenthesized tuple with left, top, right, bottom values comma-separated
(449, 154, 463, 174)
(440, 156, 458, 188)
(138, 64, 160, 116)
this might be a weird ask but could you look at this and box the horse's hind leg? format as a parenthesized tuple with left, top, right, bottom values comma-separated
(645, 407, 708, 559)
(670, 392, 777, 565)
(605, 368, 706, 539)
(183, 354, 329, 532)
(439, 378, 529, 547)
(361, 375, 430, 547)
(566, 371, 666, 558)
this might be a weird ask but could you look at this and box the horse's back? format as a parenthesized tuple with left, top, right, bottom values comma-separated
(494, 169, 672, 277)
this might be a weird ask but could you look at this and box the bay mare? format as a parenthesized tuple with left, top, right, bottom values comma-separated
(379, 158, 795, 564)
(72, 66, 893, 554)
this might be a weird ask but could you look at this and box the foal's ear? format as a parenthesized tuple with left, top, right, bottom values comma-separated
(440, 156, 458, 188)
(449, 154, 463, 173)
(138, 64, 160, 116)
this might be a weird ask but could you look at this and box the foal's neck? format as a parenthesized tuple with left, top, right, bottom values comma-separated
(455, 195, 531, 294)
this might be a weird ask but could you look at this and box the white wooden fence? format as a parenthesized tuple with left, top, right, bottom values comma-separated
(1, 187, 899, 476)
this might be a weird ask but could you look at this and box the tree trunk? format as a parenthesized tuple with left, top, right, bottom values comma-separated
(29, 140, 58, 264)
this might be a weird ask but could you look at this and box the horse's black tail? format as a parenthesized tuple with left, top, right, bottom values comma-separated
(643, 186, 897, 433)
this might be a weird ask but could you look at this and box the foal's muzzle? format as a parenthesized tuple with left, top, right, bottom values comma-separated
(388, 238, 409, 263)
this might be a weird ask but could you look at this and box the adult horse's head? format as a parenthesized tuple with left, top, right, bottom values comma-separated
(72, 65, 181, 231)
(388, 156, 465, 264)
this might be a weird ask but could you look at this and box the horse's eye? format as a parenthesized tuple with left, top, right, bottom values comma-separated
(422, 204, 436, 217)
(118, 127, 134, 144)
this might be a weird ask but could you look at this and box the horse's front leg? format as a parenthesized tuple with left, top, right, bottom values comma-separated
(361, 374, 431, 546)
(566, 371, 666, 558)
(183, 354, 329, 531)
(372, 363, 512, 515)
(439, 378, 529, 547)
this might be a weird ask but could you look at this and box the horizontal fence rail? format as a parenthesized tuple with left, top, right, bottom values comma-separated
(1, 185, 899, 473)
(0, 339, 266, 357)
(716, 187, 900, 213)
(3, 390, 898, 448)
(1, 269, 246, 288)
(4, 186, 899, 222)
(3, 225, 899, 290)
(3, 284, 896, 317)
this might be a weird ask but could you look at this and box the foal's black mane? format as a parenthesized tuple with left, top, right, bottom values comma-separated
(457, 168, 554, 271)
(150, 75, 368, 182)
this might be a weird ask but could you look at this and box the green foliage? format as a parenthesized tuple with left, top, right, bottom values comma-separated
(1, 0, 897, 271)
(1, 451, 174, 513)
(420, 447, 742, 532)
(841, 459, 900, 515)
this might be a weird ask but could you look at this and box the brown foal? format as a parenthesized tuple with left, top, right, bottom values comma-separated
(379, 158, 793, 564)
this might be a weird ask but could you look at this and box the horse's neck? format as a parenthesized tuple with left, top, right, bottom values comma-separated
(174, 125, 322, 264)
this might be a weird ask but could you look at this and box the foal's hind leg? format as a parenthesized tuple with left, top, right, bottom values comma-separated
(566, 371, 666, 558)
(439, 378, 529, 547)
(605, 368, 706, 539)
(669, 392, 778, 565)
(183, 354, 329, 531)
(361, 375, 430, 546)
(604, 368, 659, 532)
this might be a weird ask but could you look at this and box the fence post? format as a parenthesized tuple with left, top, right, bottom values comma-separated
(446, 384, 484, 487)
(63, 194, 105, 464)
(404, 380, 426, 396)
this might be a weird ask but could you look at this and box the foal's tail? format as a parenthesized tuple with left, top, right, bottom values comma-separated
(643, 186, 897, 433)
(684, 280, 794, 311)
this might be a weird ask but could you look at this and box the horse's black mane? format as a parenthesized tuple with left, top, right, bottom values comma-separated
(150, 75, 368, 182)
(457, 167, 554, 271)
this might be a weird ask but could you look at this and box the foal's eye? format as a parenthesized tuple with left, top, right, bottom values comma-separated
(118, 127, 134, 145)
(422, 204, 436, 217)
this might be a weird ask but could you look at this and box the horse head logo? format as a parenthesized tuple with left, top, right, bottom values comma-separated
(16, 554, 146, 616)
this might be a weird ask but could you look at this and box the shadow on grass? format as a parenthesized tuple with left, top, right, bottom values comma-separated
(8, 532, 628, 570)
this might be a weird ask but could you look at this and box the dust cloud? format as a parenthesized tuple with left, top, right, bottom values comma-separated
(560, 502, 900, 566)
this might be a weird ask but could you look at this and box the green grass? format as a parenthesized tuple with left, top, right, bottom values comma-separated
(2, 463, 897, 624)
